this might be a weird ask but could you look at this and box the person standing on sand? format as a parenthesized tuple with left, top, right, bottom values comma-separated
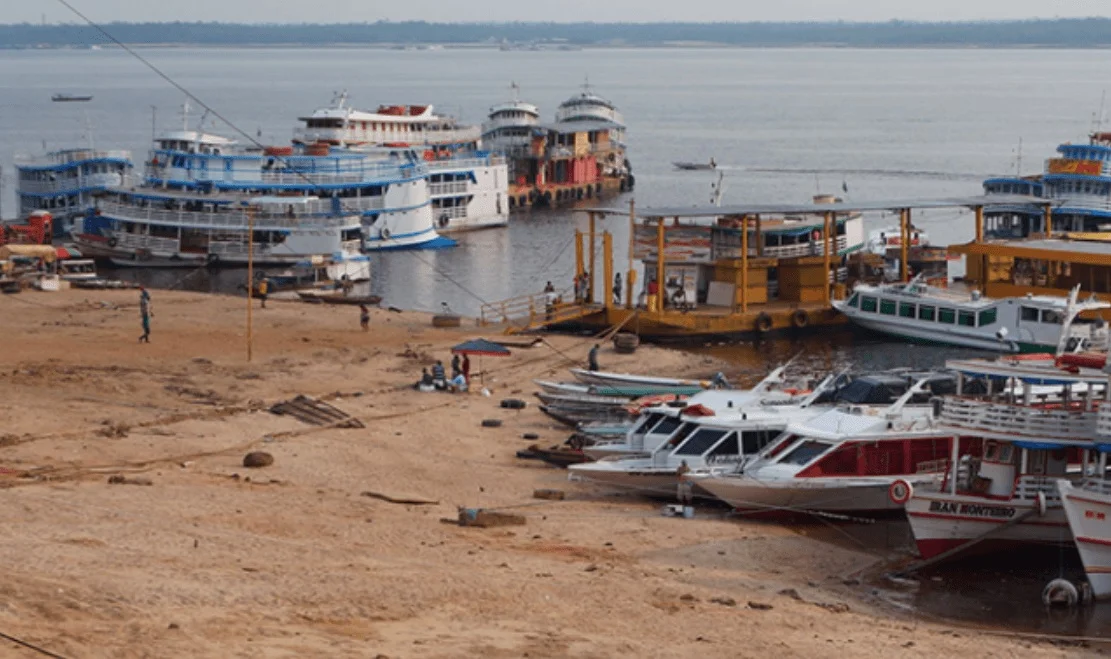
(257, 277, 269, 308)
(451, 353, 462, 379)
(359, 304, 370, 331)
(613, 272, 622, 305)
(138, 286, 153, 343)
(587, 344, 600, 372)
(462, 354, 471, 382)
(431, 360, 446, 390)
(676, 460, 693, 505)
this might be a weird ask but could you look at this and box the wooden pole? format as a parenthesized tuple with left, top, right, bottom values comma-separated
(1044, 203, 1053, 236)
(740, 216, 749, 313)
(656, 220, 666, 314)
(974, 205, 984, 242)
(574, 229, 584, 278)
(754, 214, 763, 256)
(823, 211, 833, 304)
(900, 208, 910, 283)
(588, 211, 596, 303)
(246, 207, 254, 363)
(627, 199, 636, 309)
(974, 205, 985, 290)
(603, 232, 613, 311)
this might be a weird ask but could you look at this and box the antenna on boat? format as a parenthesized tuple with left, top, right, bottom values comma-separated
(1092, 90, 1107, 135)
(81, 111, 95, 150)
(1055, 284, 1083, 357)
(710, 170, 725, 206)
(180, 100, 191, 131)
(1015, 137, 1023, 175)
(510, 81, 520, 101)
(150, 105, 157, 142)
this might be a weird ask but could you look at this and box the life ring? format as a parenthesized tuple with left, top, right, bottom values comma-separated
(792, 309, 810, 329)
(755, 313, 772, 334)
(107, 237, 118, 248)
(888, 479, 913, 506)
(438, 214, 449, 228)
(380, 227, 391, 240)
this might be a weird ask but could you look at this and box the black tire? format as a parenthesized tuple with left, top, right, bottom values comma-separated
(481, 419, 503, 428)
(522, 432, 540, 440)
(792, 309, 810, 329)
(755, 312, 773, 334)
(500, 399, 527, 409)
(107, 237, 118, 248)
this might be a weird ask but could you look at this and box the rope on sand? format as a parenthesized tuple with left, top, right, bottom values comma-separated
(0, 629, 71, 659)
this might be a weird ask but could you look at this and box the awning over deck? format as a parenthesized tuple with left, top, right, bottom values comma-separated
(948, 238, 1111, 267)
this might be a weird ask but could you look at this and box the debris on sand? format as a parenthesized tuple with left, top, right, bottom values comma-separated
(456, 508, 526, 528)
(107, 475, 153, 486)
(242, 451, 274, 468)
(361, 490, 439, 506)
(269, 395, 363, 428)
(533, 489, 566, 501)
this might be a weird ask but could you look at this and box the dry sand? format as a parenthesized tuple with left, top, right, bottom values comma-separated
(0, 289, 1093, 657)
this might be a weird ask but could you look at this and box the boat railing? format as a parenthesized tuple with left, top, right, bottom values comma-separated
(429, 181, 470, 196)
(916, 458, 950, 474)
(1079, 478, 1111, 497)
(434, 206, 468, 220)
(97, 199, 356, 230)
(1012, 475, 1062, 503)
(15, 149, 133, 167)
(714, 235, 849, 259)
(18, 172, 128, 194)
(293, 126, 482, 147)
(1097, 406, 1111, 439)
(111, 232, 181, 253)
(478, 288, 598, 330)
(209, 240, 272, 256)
(937, 396, 1099, 440)
(426, 155, 506, 171)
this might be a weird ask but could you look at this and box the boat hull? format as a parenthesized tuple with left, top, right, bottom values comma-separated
(904, 492, 1072, 559)
(697, 475, 932, 514)
(838, 309, 1049, 353)
(1057, 480, 1111, 599)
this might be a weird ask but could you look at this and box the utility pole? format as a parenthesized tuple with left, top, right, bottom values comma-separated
(246, 208, 254, 362)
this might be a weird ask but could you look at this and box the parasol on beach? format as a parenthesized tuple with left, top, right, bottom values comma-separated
(451, 338, 511, 385)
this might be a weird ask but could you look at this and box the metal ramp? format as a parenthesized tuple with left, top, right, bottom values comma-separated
(478, 292, 602, 334)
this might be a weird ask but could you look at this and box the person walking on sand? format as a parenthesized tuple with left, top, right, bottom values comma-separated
(587, 343, 600, 372)
(676, 460, 693, 505)
(359, 304, 370, 331)
(257, 277, 269, 308)
(613, 272, 623, 305)
(138, 286, 153, 343)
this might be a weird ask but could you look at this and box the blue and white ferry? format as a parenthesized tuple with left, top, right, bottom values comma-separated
(294, 92, 509, 233)
(983, 131, 1111, 237)
(15, 148, 133, 237)
(73, 121, 447, 268)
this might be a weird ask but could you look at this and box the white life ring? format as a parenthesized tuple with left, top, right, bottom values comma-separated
(379, 227, 391, 240)
(888, 479, 913, 506)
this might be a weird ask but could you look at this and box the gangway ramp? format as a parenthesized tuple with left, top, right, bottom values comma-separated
(478, 291, 602, 334)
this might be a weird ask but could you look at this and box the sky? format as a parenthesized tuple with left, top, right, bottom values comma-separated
(9, 0, 1111, 24)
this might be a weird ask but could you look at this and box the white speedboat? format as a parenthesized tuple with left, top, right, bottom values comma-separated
(568, 368, 713, 389)
(696, 380, 953, 515)
(835, 278, 1110, 353)
(1058, 464, 1111, 600)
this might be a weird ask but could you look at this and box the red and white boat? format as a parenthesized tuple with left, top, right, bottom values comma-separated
(1057, 391, 1111, 599)
(904, 354, 1105, 559)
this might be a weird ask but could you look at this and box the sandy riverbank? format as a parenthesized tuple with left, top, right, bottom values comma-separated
(0, 289, 1090, 657)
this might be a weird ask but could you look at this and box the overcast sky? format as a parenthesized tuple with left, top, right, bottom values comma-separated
(11, 0, 1111, 24)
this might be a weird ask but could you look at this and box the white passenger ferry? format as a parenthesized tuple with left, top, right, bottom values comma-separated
(72, 117, 442, 266)
(294, 92, 508, 232)
(835, 278, 1110, 353)
(15, 148, 133, 237)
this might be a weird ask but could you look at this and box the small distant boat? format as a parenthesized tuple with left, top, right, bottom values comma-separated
(52, 94, 93, 102)
(673, 159, 716, 171)
(297, 290, 382, 306)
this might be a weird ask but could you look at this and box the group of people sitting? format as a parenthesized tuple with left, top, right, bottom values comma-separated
(416, 353, 471, 393)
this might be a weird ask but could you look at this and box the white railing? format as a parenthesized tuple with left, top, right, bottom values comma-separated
(1097, 407, 1111, 439)
(294, 126, 482, 147)
(1079, 478, 1111, 497)
(1046, 195, 1111, 212)
(429, 181, 469, 196)
(714, 235, 849, 259)
(1013, 475, 1062, 503)
(97, 200, 356, 231)
(15, 149, 132, 167)
(112, 232, 181, 252)
(426, 155, 506, 171)
(18, 172, 126, 194)
(435, 206, 468, 219)
(938, 396, 1099, 440)
(209, 241, 272, 257)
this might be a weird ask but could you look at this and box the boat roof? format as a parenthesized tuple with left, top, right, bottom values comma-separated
(949, 238, 1111, 267)
(946, 356, 1111, 386)
(539, 119, 624, 135)
(782, 407, 891, 441)
(489, 100, 540, 116)
(157, 130, 236, 146)
(580, 194, 1049, 219)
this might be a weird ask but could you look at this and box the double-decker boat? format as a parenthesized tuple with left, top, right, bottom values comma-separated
(72, 113, 443, 265)
(835, 278, 1111, 353)
(15, 148, 134, 237)
(903, 354, 1104, 560)
(483, 83, 634, 211)
(294, 92, 508, 233)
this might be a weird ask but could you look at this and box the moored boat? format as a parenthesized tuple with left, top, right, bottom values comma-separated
(297, 290, 382, 306)
(673, 160, 715, 171)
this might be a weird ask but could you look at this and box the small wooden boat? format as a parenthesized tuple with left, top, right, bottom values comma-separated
(52, 94, 93, 102)
(673, 160, 715, 171)
(516, 444, 591, 468)
(536, 380, 705, 398)
(569, 368, 709, 389)
(297, 291, 382, 306)
(535, 391, 634, 408)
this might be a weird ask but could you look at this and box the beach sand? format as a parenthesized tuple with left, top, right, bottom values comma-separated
(0, 289, 1089, 657)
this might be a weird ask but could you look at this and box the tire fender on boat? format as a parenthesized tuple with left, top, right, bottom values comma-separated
(438, 214, 449, 229)
(888, 479, 913, 506)
(380, 227, 391, 240)
(107, 237, 118, 248)
(791, 309, 810, 329)
(755, 312, 773, 334)
(206, 253, 218, 264)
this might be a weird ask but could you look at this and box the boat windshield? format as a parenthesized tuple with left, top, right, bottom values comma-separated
(633, 413, 666, 437)
(777, 439, 834, 466)
(674, 428, 729, 456)
(650, 416, 684, 438)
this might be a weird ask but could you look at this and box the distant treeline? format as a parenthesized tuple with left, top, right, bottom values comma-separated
(3, 19, 1111, 48)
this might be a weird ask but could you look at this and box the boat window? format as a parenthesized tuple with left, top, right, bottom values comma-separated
(778, 440, 833, 466)
(650, 416, 683, 437)
(674, 428, 729, 455)
(846, 293, 859, 308)
(808, 443, 859, 475)
(978, 308, 997, 326)
(764, 434, 797, 458)
(898, 302, 916, 318)
(667, 422, 698, 448)
(707, 432, 740, 459)
(879, 299, 897, 315)
(1020, 306, 1039, 322)
(958, 311, 976, 327)
(741, 429, 779, 455)
(633, 413, 665, 436)
(1041, 309, 1063, 324)
(918, 305, 936, 321)
(861, 296, 877, 313)
(938, 307, 956, 324)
